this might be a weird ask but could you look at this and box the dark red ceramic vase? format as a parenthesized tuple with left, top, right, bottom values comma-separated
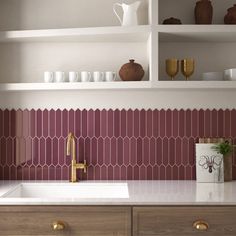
(195, 0, 213, 24)
(224, 5, 236, 24)
(119, 59, 145, 81)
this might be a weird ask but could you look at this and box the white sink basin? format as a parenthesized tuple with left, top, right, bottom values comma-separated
(2, 183, 129, 199)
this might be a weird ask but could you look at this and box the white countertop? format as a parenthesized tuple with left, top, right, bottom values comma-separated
(0, 180, 236, 206)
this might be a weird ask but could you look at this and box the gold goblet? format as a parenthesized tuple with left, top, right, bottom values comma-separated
(181, 59, 195, 81)
(166, 59, 179, 80)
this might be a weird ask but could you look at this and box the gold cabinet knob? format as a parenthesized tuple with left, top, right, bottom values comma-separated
(51, 221, 66, 231)
(193, 220, 209, 231)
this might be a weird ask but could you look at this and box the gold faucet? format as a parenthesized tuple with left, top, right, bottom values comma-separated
(66, 132, 87, 183)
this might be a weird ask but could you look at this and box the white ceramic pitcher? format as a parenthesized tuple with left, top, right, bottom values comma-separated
(113, 1, 141, 26)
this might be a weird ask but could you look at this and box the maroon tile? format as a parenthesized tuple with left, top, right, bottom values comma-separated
(211, 109, 218, 137)
(182, 138, 189, 165)
(42, 110, 49, 138)
(169, 138, 175, 166)
(166, 165, 172, 180)
(110, 137, 117, 166)
(81, 110, 88, 138)
(126, 165, 133, 180)
(146, 110, 153, 137)
(127, 110, 133, 137)
(159, 110, 166, 137)
(23, 110, 30, 138)
(39, 138, 46, 166)
(153, 110, 159, 137)
(107, 110, 113, 138)
(185, 110, 191, 137)
(114, 166, 120, 180)
(29, 110, 36, 138)
(160, 165, 165, 180)
(133, 166, 139, 180)
(97, 137, 104, 165)
(58, 138, 65, 166)
(120, 110, 127, 138)
(123, 137, 130, 166)
(231, 110, 236, 137)
(52, 138, 59, 166)
(162, 138, 168, 166)
(55, 110, 62, 137)
(185, 166, 192, 180)
(146, 166, 153, 180)
(104, 137, 110, 165)
(75, 110, 81, 138)
(91, 137, 98, 165)
(139, 109, 146, 138)
(117, 137, 123, 165)
(198, 109, 205, 137)
(3, 110, 10, 138)
(94, 166, 101, 180)
(175, 138, 182, 166)
(224, 109, 231, 137)
(204, 109, 211, 137)
(172, 109, 178, 137)
(140, 166, 146, 179)
(45, 137, 52, 166)
(108, 165, 113, 180)
(133, 110, 140, 137)
(153, 165, 159, 180)
(156, 138, 162, 166)
(172, 165, 178, 180)
(217, 109, 224, 137)
(6, 138, 14, 166)
(188, 137, 195, 166)
(143, 137, 150, 166)
(149, 137, 156, 165)
(49, 110, 56, 138)
(137, 138, 143, 166)
(121, 166, 127, 180)
(94, 110, 101, 138)
(130, 138, 137, 166)
(179, 165, 185, 180)
(166, 110, 172, 137)
(191, 110, 199, 138)
(87, 109, 95, 138)
(36, 110, 43, 138)
(32, 138, 39, 166)
(100, 110, 107, 138)
(100, 166, 107, 180)
(0, 110, 3, 138)
(178, 110, 185, 137)
(113, 109, 120, 137)
(29, 166, 36, 180)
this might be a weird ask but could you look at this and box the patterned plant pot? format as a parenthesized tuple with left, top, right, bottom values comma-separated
(196, 144, 224, 183)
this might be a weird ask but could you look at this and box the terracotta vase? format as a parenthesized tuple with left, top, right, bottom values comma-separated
(119, 59, 145, 81)
(195, 0, 213, 24)
(224, 155, 233, 182)
(224, 5, 236, 24)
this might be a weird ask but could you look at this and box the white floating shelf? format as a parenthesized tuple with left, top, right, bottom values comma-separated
(0, 25, 150, 43)
(154, 81, 236, 89)
(0, 81, 236, 91)
(0, 81, 152, 91)
(158, 25, 236, 42)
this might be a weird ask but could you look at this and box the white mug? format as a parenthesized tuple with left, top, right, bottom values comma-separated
(44, 71, 54, 83)
(69, 71, 79, 82)
(93, 71, 104, 82)
(55, 71, 65, 83)
(81, 71, 91, 82)
(105, 71, 116, 82)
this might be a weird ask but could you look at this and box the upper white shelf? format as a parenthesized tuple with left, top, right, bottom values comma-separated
(0, 81, 236, 91)
(158, 25, 236, 42)
(0, 25, 150, 43)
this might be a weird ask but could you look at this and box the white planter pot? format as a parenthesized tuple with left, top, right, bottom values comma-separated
(196, 144, 224, 183)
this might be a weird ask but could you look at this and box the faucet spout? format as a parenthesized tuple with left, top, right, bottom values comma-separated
(66, 132, 87, 182)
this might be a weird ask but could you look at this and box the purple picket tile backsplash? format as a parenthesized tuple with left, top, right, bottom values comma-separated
(0, 109, 235, 181)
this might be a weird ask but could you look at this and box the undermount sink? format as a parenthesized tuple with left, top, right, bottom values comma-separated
(2, 183, 129, 199)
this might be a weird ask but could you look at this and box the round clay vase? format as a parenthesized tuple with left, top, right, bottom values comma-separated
(195, 0, 213, 24)
(163, 17, 182, 24)
(119, 59, 145, 81)
(224, 5, 236, 24)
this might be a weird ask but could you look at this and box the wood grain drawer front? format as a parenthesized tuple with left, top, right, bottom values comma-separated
(133, 207, 236, 236)
(0, 206, 131, 236)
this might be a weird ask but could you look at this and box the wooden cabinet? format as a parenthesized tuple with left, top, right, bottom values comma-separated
(133, 207, 236, 236)
(0, 206, 131, 236)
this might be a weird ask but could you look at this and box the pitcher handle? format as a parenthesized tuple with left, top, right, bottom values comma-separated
(113, 3, 123, 25)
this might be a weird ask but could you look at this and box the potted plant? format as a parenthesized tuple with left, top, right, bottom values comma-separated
(212, 141, 235, 181)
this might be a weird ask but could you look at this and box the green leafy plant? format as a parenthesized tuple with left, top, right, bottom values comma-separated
(212, 141, 235, 156)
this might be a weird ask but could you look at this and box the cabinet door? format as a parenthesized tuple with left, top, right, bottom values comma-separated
(0, 206, 131, 236)
(133, 207, 236, 236)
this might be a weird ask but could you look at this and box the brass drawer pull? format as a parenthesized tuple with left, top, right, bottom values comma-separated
(193, 220, 209, 231)
(52, 221, 66, 231)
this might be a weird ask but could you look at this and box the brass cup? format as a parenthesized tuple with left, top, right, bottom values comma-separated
(166, 59, 179, 81)
(181, 59, 195, 81)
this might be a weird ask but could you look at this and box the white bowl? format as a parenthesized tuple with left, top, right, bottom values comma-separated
(202, 72, 223, 81)
(224, 69, 236, 81)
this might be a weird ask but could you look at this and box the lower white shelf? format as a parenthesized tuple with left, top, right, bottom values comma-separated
(0, 81, 236, 91)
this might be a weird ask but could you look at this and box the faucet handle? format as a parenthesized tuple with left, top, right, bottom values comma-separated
(83, 160, 87, 173)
